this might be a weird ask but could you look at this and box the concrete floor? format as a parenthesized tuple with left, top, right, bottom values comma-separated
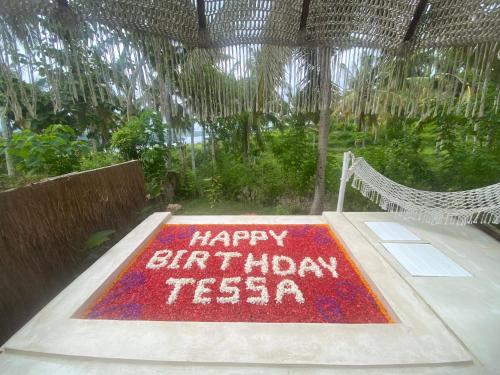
(1, 212, 499, 374)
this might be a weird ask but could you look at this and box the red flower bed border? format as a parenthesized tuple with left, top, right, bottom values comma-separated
(82, 224, 393, 324)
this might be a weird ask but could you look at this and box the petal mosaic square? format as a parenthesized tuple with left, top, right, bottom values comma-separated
(82, 224, 393, 323)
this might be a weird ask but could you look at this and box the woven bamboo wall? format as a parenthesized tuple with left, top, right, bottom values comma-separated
(0, 161, 146, 344)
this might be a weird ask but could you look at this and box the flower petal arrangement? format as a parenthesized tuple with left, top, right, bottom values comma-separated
(83, 224, 393, 324)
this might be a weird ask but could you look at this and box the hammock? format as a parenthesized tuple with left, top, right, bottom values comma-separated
(346, 153, 500, 225)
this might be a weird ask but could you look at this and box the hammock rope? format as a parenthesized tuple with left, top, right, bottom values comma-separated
(347, 153, 500, 225)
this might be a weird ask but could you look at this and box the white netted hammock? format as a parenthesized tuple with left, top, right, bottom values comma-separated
(339, 152, 500, 226)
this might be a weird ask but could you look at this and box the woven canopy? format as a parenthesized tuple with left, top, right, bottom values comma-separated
(1, 0, 499, 121)
(5, 0, 499, 49)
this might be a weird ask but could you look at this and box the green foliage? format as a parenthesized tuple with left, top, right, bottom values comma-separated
(184, 118, 339, 208)
(79, 151, 124, 171)
(7, 124, 89, 176)
(203, 175, 223, 208)
(205, 114, 333, 206)
(111, 111, 166, 159)
(432, 114, 500, 190)
(0, 174, 46, 191)
(111, 110, 170, 198)
(111, 118, 147, 159)
(0, 137, 6, 173)
(177, 169, 197, 198)
(213, 150, 287, 204)
(442, 146, 500, 190)
(141, 145, 169, 198)
(355, 131, 434, 189)
(383, 137, 432, 189)
(354, 114, 500, 193)
(268, 117, 317, 195)
(85, 230, 116, 250)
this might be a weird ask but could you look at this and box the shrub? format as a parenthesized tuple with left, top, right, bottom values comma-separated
(141, 145, 169, 198)
(203, 175, 223, 208)
(268, 121, 317, 196)
(7, 124, 89, 176)
(110, 118, 147, 159)
(356, 131, 433, 190)
(212, 150, 286, 204)
(111, 110, 165, 159)
(79, 151, 124, 171)
(111, 111, 170, 199)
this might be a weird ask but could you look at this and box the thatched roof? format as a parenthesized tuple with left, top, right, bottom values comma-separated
(1, 0, 499, 121)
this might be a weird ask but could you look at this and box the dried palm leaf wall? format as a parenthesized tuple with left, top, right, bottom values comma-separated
(0, 0, 499, 123)
(0, 161, 145, 344)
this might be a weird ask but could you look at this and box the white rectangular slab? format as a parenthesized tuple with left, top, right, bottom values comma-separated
(365, 221, 421, 241)
(381, 243, 472, 277)
(1, 213, 471, 370)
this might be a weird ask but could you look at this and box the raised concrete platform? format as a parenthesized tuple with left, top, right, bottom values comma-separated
(1, 212, 499, 374)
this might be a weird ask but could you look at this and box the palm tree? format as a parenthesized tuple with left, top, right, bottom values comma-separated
(309, 47, 333, 214)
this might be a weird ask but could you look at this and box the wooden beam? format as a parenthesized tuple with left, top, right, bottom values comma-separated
(196, 0, 207, 30)
(299, 0, 311, 31)
(403, 0, 428, 41)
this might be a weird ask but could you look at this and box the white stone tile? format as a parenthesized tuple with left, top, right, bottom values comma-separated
(365, 221, 421, 241)
(381, 243, 471, 277)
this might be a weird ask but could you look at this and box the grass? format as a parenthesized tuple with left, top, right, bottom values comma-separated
(172, 184, 382, 216)
(175, 197, 283, 215)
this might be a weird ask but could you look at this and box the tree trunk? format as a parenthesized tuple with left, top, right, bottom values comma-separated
(161, 113, 172, 168)
(165, 84, 174, 148)
(162, 101, 173, 148)
(243, 114, 250, 161)
(168, 125, 174, 147)
(357, 111, 363, 132)
(0, 110, 15, 176)
(202, 123, 207, 153)
(190, 121, 196, 175)
(370, 114, 378, 144)
(178, 130, 186, 169)
(310, 48, 332, 215)
(358, 111, 367, 147)
(211, 129, 216, 169)
(126, 59, 143, 121)
(126, 86, 134, 121)
(250, 97, 264, 151)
